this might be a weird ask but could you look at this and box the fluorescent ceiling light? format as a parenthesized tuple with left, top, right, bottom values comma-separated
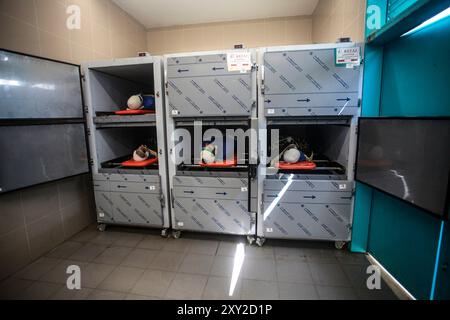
(402, 6, 450, 36)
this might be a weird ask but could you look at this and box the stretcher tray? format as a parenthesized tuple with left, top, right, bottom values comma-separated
(276, 161, 316, 170)
(115, 109, 155, 115)
(199, 158, 237, 168)
(121, 157, 158, 167)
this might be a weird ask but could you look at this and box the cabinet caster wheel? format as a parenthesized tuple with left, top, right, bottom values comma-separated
(335, 241, 346, 250)
(172, 230, 181, 239)
(256, 237, 265, 247)
(247, 235, 255, 245)
(161, 229, 169, 238)
(97, 224, 106, 232)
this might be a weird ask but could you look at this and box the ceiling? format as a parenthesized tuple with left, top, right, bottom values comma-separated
(112, 0, 320, 29)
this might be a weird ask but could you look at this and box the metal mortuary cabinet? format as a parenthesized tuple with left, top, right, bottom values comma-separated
(166, 53, 255, 117)
(262, 44, 361, 117)
(82, 56, 171, 235)
(256, 43, 364, 247)
(164, 50, 258, 240)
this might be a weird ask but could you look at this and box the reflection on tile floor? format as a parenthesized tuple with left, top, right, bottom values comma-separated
(0, 225, 398, 300)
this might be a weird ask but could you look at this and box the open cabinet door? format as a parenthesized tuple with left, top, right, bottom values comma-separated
(0, 49, 89, 194)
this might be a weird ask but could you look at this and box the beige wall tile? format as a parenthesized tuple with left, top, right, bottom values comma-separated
(0, 0, 38, 26)
(147, 29, 165, 55)
(70, 42, 93, 64)
(312, 0, 366, 43)
(285, 16, 312, 44)
(90, 0, 109, 30)
(183, 27, 205, 52)
(0, 227, 31, 280)
(68, 0, 92, 48)
(202, 24, 224, 51)
(92, 23, 111, 57)
(0, 14, 41, 56)
(39, 30, 71, 61)
(36, 0, 69, 39)
(241, 20, 265, 48)
(164, 27, 184, 53)
(108, 1, 127, 39)
(264, 18, 285, 46)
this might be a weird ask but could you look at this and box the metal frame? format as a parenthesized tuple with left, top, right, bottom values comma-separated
(0, 48, 90, 194)
(256, 43, 365, 245)
(164, 49, 258, 239)
(82, 56, 170, 232)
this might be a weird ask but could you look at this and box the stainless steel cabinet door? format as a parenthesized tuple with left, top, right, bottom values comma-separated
(94, 190, 114, 223)
(263, 203, 351, 240)
(263, 48, 361, 117)
(167, 53, 254, 117)
(111, 192, 163, 226)
(173, 197, 253, 235)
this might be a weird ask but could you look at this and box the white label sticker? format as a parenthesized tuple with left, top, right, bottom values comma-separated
(99, 212, 104, 218)
(266, 228, 273, 233)
(148, 185, 156, 190)
(267, 109, 275, 114)
(241, 187, 248, 192)
(171, 109, 179, 115)
(177, 221, 184, 227)
(336, 47, 361, 66)
(227, 51, 252, 72)
(339, 184, 347, 190)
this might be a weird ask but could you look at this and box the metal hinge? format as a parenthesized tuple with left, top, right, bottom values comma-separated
(170, 188, 175, 208)
(86, 128, 91, 136)
(89, 159, 94, 166)
(261, 79, 265, 95)
(84, 106, 89, 114)
(160, 193, 165, 208)
(251, 63, 258, 72)
(81, 74, 86, 81)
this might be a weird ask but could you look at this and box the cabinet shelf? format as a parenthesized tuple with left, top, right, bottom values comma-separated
(93, 112, 157, 128)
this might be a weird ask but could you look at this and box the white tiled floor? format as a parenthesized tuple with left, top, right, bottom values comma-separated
(0, 224, 398, 300)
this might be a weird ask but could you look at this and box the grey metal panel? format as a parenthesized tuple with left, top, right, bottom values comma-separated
(265, 92, 359, 108)
(264, 180, 354, 192)
(167, 52, 254, 118)
(108, 173, 160, 183)
(167, 54, 225, 66)
(173, 197, 253, 235)
(93, 180, 109, 191)
(0, 50, 82, 119)
(263, 202, 351, 240)
(111, 192, 163, 226)
(110, 181, 160, 194)
(94, 191, 114, 223)
(94, 114, 157, 125)
(167, 75, 252, 117)
(93, 173, 109, 181)
(173, 176, 248, 188)
(264, 49, 361, 94)
(265, 106, 359, 117)
(0, 124, 88, 193)
(264, 191, 353, 204)
(173, 186, 248, 201)
(263, 48, 361, 117)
